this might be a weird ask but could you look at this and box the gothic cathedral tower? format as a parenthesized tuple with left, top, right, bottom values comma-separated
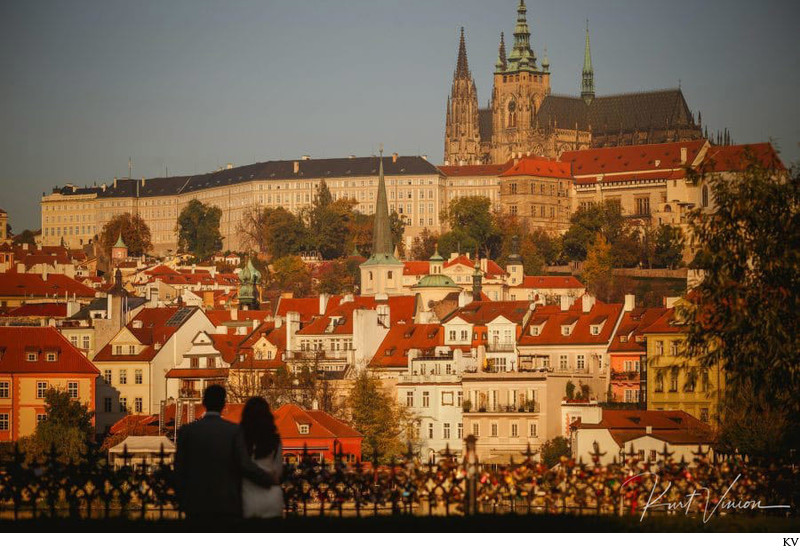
(490, 0, 551, 163)
(443, 28, 482, 166)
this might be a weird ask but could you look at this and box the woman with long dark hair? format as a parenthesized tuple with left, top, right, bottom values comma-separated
(240, 396, 284, 518)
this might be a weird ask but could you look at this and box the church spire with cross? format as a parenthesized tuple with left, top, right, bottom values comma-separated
(581, 20, 595, 105)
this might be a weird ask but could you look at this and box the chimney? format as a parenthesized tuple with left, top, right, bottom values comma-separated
(421, 154, 428, 161)
(319, 293, 330, 315)
(191, 264, 196, 274)
(624, 294, 636, 312)
(293, 161, 300, 174)
(274, 315, 283, 329)
(480, 258, 487, 272)
(301, 155, 311, 161)
(654, 159, 661, 168)
(645, 425, 653, 435)
(581, 294, 596, 313)
(342, 293, 354, 304)
(560, 295, 571, 312)
(226, 163, 233, 170)
(680, 147, 688, 164)
(231, 309, 238, 321)
(392, 152, 398, 163)
(42, 267, 48, 281)
(458, 289, 473, 308)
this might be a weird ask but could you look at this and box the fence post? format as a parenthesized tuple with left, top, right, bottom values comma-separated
(464, 435, 478, 516)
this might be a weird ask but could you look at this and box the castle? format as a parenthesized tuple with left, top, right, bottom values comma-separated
(444, 0, 703, 165)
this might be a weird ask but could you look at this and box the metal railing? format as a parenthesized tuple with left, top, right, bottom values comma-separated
(0, 439, 796, 521)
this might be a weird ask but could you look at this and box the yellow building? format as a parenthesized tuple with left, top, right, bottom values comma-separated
(642, 308, 724, 426)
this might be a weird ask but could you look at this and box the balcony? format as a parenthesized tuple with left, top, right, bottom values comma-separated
(178, 388, 201, 399)
(412, 352, 455, 361)
(286, 350, 352, 361)
(611, 371, 640, 382)
(486, 342, 516, 352)
(463, 402, 541, 414)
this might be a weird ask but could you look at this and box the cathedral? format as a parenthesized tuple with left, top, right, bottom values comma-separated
(444, 0, 703, 165)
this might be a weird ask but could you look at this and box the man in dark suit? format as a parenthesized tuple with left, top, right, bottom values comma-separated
(175, 385, 277, 520)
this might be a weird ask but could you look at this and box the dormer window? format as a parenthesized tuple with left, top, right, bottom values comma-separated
(298, 423, 310, 435)
(27, 352, 38, 362)
(590, 325, 600, 336)
(561, 326, 572, 336)
(620, 335, 628, 343)
(45, 352, 57, 362)
(530, 325, 541, 336)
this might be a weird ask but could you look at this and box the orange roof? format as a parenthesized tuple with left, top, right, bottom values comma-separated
(700, 143, 784, 173)
(165, 368, 229, 379)
(0, 273, 96, 298)
(518, 300, 623, 346)
(501, 156, 572, 178)
(370, 324, 443, 368)
(298, 296, 415, 336)
(518, 275, 585, 290)
(560, 140, 706, 175)
(94, 307, 199, 362)
(3, 303, 69, 318)
(275, 296, 323, 322)
(205, 309, 271, 327)
(444, 255, 505, 277)
(446, 300, 532, 325)
(575, 409, 712, 447)
(437, 162, 513, 177)
(144, 265, 180, 276)
(608, 307, 668, 353)
(640, 307, 685, 334)
(274, 404, 362, 440)
(0, 327, 99, 375)
(403, 261, 430, 276)
(574, 169, 686, 185)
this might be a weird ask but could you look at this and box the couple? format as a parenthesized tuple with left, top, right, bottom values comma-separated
(175, 385, 284, 520)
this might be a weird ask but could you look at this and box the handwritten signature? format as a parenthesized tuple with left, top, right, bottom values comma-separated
(621, 472, 790, 523)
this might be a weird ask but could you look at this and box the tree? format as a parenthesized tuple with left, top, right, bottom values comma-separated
(679, 158, 800, 459)
(442, 196, 500, 258)
(270, 255, 312, 297)
(99, 213, 152, 258)
(176, 199, 223, 259)
(437, 230, 477, 260)
(580, 233, 614, 301)
(19, 388, 94, 463)
(540, 437, 570, 468)
(653, 225, 684, 268)
(239, 207, 308, 259)
(562, 201, 628, 262)
(347, 371, 413, 462)
(315, 259, 355, 295)
(12, 229, 37, 247)
(409, 228, 439, 260)
(389, 211, 406, 258)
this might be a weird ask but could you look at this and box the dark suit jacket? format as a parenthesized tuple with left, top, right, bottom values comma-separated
(175, 413, 275, 519)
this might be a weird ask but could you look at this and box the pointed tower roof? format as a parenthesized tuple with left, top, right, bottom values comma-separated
(430, 243, 444, 262)
(507, 0, 537, 71)
(113, 232, 127, 249)
(581, 20, 595, 105)
(495, 32, 508, 73)
(362, 148, 402, 266)
(455, 27, 470, 79)
(541, 46, 550, 73)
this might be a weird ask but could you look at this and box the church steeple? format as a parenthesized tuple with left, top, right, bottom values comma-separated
(371, 149, 393, 258)
(455, 27, 470, 78)
(581, 20, 595, 105)
(507, 0, 536, 71)
(444, 27, 481, 166)
(495, 32, 507, 73)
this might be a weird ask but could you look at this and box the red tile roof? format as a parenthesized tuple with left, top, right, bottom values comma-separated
(403, 261, 430, 276)
(144, 265, 180, 276)
(0, 273, 96, 298)
(165, 368, 229, 379)
(700, 143, 784, 173)
(275, 296, 324, 322)
(297, 296, 415, 336)
(274, 404, 362, 440)
(94, 307, 200, 362)
(370, 324, 443, 368)
(518, 300, 623, 346)
(446, 300, 533, 325)
(501, 156, 572, 178)
(560, 140, 707, 175)
(518, 275, 585, 290)
(574, 169, 687, 185)
(204, 309, 271, 327)
(208, 333, 246, 364)
(437, 162, 513, 177)
(640, 307, 685, 334)
(3, 303, 69, 318)
(444, 255, 505, 277)
(576, 409, 712, 447)
(608, 307, 668, 353)
(0, 327, 99, 375)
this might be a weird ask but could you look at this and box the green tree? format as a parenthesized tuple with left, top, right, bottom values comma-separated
(12, 229, 37, 247)
(437, 230, 477, 260)
(270, 255, 312, 297)
(99, 212, 153, 258)
(443, 196, 500, 258)
(19, 388, 94, 463)
(562, 201, 628, 262)
(679, 158, 800, 459)
(176, 199, 223, 259)
(580, 233, 614, 301)
(238, 206, 308, 257)
(409, 228, 439, 260)
(347, 371, 413, 462)
(389, 211, 406, 258)
(653, 225, 684, 268)
(540, 437, 570, 468)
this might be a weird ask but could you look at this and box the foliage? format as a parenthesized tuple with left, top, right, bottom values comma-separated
(19, 388, 94, 463)
(540, 437, 570, 468)
(315, 259, 355, 295)
(679, 158, 799, 459)
(437, 230, 478, 260)
(565, 380, 576, 400)
(12, 229, 37, 247)
(99, 213, 152, 258)
(580, 233, 615, 301)
(347, 371, 414, 462)
(409, 228, 439, 260)
(442, 196, 500, 258)
(176, 199, 223, 259)
(238, 206, 308, 258)
(653, 225, 685, 269)
(389, 211, 406, 258)
(269, 255, 312, 297)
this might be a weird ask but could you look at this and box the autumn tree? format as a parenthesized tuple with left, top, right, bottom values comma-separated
(315, 259, 355, 295)
(19, 388, 94, 463)
(176, 199, 223, 259)
(679, 157, 799, 459)
(540, 437, 570, 468)
(239, 206, 308, 259)
(269, 255, 312, 297)
(653, 225, 685, 269)
(581, 233, 614, 301)
(99, 212, 152, 258)
(409, 228, 439, 260)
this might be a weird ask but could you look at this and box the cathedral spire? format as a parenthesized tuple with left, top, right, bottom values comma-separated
(507, 0, 536, 71)
(455, 27, 470, 79)
(581, 20, 595, 105)
(371, 147, 394, 258)
(495, 32, 507, 73)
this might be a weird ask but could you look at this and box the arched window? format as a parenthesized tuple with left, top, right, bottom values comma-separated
(507, 99, 517, 128)
(701, 185, 709, 208)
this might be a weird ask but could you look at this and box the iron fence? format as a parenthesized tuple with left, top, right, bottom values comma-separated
(0, 437, 796, 521)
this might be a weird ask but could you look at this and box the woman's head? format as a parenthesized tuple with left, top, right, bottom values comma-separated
(240, 396, 280, 459)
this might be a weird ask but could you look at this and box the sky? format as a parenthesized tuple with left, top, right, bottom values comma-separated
(1, 0, 798, 230)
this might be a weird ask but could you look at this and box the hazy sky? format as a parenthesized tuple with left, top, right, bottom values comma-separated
(1, 0, 798, 229)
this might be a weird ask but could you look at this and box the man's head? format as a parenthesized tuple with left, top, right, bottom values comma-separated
(202, 385, 226, 413)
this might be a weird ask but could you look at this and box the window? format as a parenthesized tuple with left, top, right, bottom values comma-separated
(529, 423, 538, 438)
(576, 355, 585, 371)
(655, 373, 664, 393)
(472, 423, 480, 437)
(0, 413, 8, 431)
(649, 450, 657, 462)
(561, 325, 571, 336)
(669, 370, 678, 392)
(119, 370, 127, 385)
(103, 397, 112, 413)
(490, 423, 498, 438)
(457, 423, 463, 439)
(70, 335, 79, 347)
(510, 205, 518, 216)
(37, 414, 47, 424)
(511, 423, 518, 438)
(27, 352, 37, 362)
(590, 325, 600, 336)
(82, 336, 90, 350)
(134, 397, 143, 413)
(298, 424, 310, 435)
(37, 382, 47, 399)
(559, 355, 568, 371)
(699, 408, 709, 423)
(441, 391, 454, 406)
(135, 370, 143, 385)
(190, 357, 199, 368)
(114, 345, 123, 356)
(67, 382, 78, 399)
(46, 352, 57, 362)
(669, 341, 679, 356)
(406, 391, 414, 407)
(103, 370, 112, 385)
(119, 397, 127, 412)
(635, 196, 650, 216)
(443, 423, 451, 440)
(428, 423, 434, 439)
(422, 392, 430, 408)
(701, 185, 709, 208)
(128, 345, 136, 355)
(624, 389, 640, 403)
(0, 381, 8, 398)
(655, 340, 664, 355)
(457, 391, 463, 407)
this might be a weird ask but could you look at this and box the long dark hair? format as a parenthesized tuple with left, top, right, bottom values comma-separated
(240, 397, 280, 459)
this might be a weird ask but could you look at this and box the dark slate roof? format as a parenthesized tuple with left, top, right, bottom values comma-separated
(478, 108, 493, 143)
(534, 89, 698, 135)
(70, 296, 148, 320)
(52, 156, 440, 198)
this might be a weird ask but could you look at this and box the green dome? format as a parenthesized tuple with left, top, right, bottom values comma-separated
(412, 274, 460, 289)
